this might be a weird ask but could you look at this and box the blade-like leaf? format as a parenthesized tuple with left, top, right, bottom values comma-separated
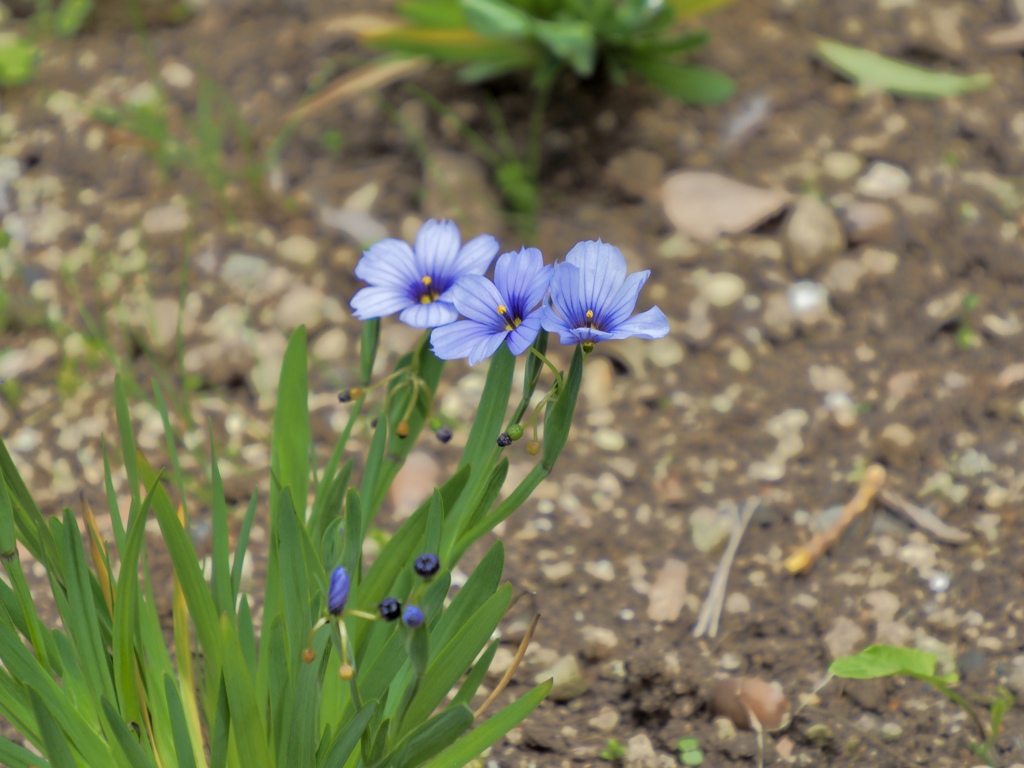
(385, 704, 473, 768)
(423, 680, 552, 767)
(318, 701, 377, 768)
(816, 38, 992, 98)
(829, 644, 951, 681)
(629, 57, 735, 104)
(271, 325, 311, 523)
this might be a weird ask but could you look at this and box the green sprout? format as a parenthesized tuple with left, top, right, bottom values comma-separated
(677, 737, 704, 766)
(600, 738, 626, 761)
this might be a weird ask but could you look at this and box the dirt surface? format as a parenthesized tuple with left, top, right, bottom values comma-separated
(3, 0, 1024, 766)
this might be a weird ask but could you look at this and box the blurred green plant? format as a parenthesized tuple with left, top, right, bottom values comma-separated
(366, 0, 735, 104)
(676, 737, 704, 765)
(599, 738, 626, 761)
(955, 291, 980, 349)
(830, 645, 1014, 767)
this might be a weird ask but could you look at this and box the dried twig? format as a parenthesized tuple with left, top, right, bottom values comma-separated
(474, 614, 539, 720)
(784, 464, 887, 575)
(285, 57, 429, 124)
(693, 496, 760, 639)
(877, 488, 971, 544)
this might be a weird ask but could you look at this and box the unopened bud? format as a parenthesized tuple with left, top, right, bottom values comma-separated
(496, 432, 513, 447)
(339, 663, 354, 680)
(506, 424, 524, 441)
(302, 648, 316, 663)
(435, 425, 453, 444)
(338, 388, 363, 403)
(525, 440, 540, 456)
(396, 421, 410, 438)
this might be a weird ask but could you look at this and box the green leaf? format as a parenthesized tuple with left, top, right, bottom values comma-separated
(54, 0, 94, 37)
(0, 39, 37, 87)
(27, 688, 78, 768)
(398, 0, 465, 27)
(101, 697, 157, 768)
(209, 427, 234, 616)
(208, 677, 230, 768)
(360, 318, 380, 385)
(318, 701, 376, 768)
(829, 644, 950, 681)
(386, 704, 474, 768)
(450, 639, 499, 708)
(629, 58, 735, 104)
(163, 676, 199, 768)
(0, 734, 50, 768)
(402, 584, 512, 727)
(423, 680, 552, 768)
(461, 0, 533, 37)
(114, 375, 141, 509)
(532, 18, 596, 77)
(271, 326, 311, 523)
(541, 345, 583, 469)
(220, 615, 273, 768)
(664, 0, 737, 17)
(430, 541, 503, 655)
(231, 490, 259, 599)
(816, 38, 992, 99)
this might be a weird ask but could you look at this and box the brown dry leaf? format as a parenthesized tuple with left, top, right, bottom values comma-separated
(661, 171, 791, 243)
(319, 12, 404, 38)
(287, 57, 429, 124)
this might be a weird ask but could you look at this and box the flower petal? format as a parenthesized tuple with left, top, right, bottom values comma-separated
(603, 269, 651, 329)
(540, 305, 579, 345)
(431, 320, 496, 360)
(467, 330, 509, 366)
(399, 300, 459, 328)
(355, 238, 420, 290)
(563, 240, 627, 317)
(414, 219, 462, 280)
(606, 306, 670, 340)
(351, 286, 412, 320)
(506, 312, 542, 356)
(548, 262, 586, 328)
(452, 233, 500, 279)
(451, 275, 507, 329)
(494, 247, 547, 314)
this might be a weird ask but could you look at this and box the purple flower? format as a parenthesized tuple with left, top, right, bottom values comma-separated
(351, 219, 499, 328)
(327, 566, 350, 615)
(402, 605, 425, 628)
(541, 240, 669, 345)
(430, 247, 551, 365)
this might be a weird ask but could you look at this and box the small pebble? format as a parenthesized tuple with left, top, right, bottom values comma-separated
(880, 722, 903, 742)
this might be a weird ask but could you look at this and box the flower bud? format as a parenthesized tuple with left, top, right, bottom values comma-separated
(506, 424, 524, 441)
(327, 566, 350, 615)
(378, 597, 401, 622)
(525, 440, 540, 456)
(302, 648, 316, 663)
(402, 605, 425, 628)
(496, 432, 513, 447)
(338, 388, 363, 403)
(339, 663, 354, 680)
(434, 425, 453, 444)
(414, 553, 440, 579)
(396, 421, 410, 438)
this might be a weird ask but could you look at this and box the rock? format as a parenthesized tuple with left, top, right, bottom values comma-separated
(808, 364, 853, 394)
(725, 592, 751, 614)
(536, 655, 588, 702)
(762, 291, 795, 341)
(594, 427, 626, 452)
(277, 234, 318, 266)
(646, 558, 689, 623)
(160, 60, 195, 89)
(486, 647, 515, 682)
(696, 271, 747, 307)
(221, 253, 271, 297)
(689, 507, 733, 553)
(311, 328, 348, 361)
(320, 205, 389, 246)
(821, 258, 868, 296)
(880, 722, 903, 743)
(542, 561, 574, 584)
(624, 734, 672, 768)
(389, 452, 440, 520)
(855, 162, 911, 199)
(845, 678, 887, 711)
(275, 285, 327, 332)
(842, 202, 896, 243)
(824, 616, 867, 660)
(822, 150, 864, 180)
(863, 590, 901, 623)
(784, 195, 846, 276)
(581, 626, 619, 661)
(860, 246, 900, 276)
(183, 338, 255, 386)
(787, 280, 830, 322)
(588, 705, 620, 732)
(250, 330, 289, 406)
(877, 423, 919, 470)
(681, 297, 714, 345)
(713, 716, 738, 743)
(582, 356, 615, 408)
(647, 337, 685, 368)
(661, 171, 791, 243)
(142, 202, 190, 237)
(584, 559, 615, 582)
(422, 150, 503, 235)
(605, 148, 664, 199)
(0, 337, 59, 379)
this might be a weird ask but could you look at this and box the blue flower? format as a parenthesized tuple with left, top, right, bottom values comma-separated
(328, 566, 350, 615)
(402, 605, 425, 628)
(351, 219, 499, 328)
(430, 247, 551, 365)
(541, 240, 669, 345)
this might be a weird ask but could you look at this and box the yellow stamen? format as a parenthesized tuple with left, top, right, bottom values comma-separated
(421, 275, 432, 286)
(585, 309, 594, 320)
(496, 304, 507, 315)
(420, 294, 433, 304)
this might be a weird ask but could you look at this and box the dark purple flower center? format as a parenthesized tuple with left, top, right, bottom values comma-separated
(495, 302, 523, 331)
(414, 275, 448, 305)
(583, 308, 601, 330)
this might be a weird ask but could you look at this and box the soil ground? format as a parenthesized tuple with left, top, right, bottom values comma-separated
(2, 0, 1024, 766)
